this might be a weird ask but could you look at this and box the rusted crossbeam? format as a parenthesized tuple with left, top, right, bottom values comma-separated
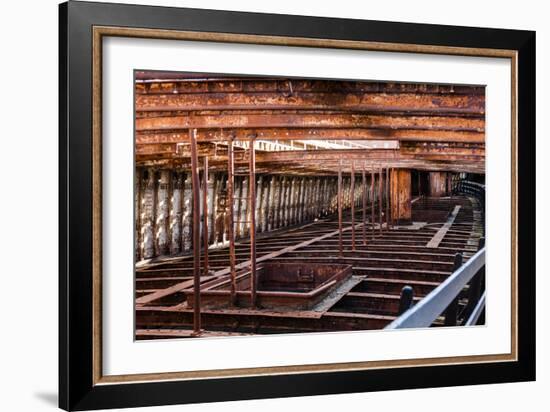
(136, 91, 485, 115)
(136, 113, 484, 133)
(135, 75, 484, 95)
(136, 128, 485, 145)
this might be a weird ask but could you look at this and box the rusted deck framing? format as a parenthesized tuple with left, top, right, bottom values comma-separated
(135, 76, 486, 176)
(136, 195, 481, 336)
(137, 213, 367, 306)
(134, 75, 485, 337)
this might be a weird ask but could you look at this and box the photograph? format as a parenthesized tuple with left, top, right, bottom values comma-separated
(0, 0, 542, 409)
(134, 71, 486, 339)
(53, 1, 536, 409)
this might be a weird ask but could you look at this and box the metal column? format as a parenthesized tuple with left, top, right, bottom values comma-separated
(202, 156, 209, 277)
(338, 159, 343, 257)
(385, 167, 390, 231)
(227, 138, 237, 305)
(362, 166, 367, 245)
(371, 169, 375, 238)
(249, 136, 257, 307)
(189, 129, 202, 335)
(379, 167, 383, 234)
(350, 161, 355, 250)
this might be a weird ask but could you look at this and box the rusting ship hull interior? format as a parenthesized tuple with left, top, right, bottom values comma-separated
(134, 72, 487, 339)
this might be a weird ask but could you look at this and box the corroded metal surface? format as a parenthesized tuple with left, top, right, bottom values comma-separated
(135, 75, 485, 174)
(134, 73, 485, 338)
(135, 196, 483, 337)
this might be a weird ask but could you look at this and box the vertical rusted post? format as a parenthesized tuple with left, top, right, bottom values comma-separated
(362, 166, 367, 245)
(135, 168, 143, 260)
(249, 136, 257, 307)
(378, 167, 383, 234)
(202, 156, 209, 277)
(385, 167, 390, 231)
(371, 169, 375, 239)
(227, 137, 237, 306)
(395, 169, 404, 229)
(351, 161, 355, 251)
(189, 128, 201, 335)
(388, 168, 393, 228)
(338, 159, 343, 257)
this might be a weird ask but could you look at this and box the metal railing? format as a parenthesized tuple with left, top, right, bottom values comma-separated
(453, 180, 486, 235)
(385, 247, 486, 329)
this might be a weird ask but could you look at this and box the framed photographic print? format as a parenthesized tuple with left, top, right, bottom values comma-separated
(59, 1, 536, 410)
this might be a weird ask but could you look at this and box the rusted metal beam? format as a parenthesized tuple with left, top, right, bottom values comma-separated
(351, 161, 356, 251)
(202, 156, 209, 277)
(136, 91, 485, 115)
(137, 156, 486, 175)
(256, 147, 485, 162)
(227, 138, 237, 305)
(136, 113, 484, 133)
(385, 166, 390, 231)
(338, 159, 343, 258)
(429, 171, 448, 197)
(390, 169, 412, 224)
(189, 128, 202, 334)
(379, 167, 383, 234)
(136, 128, 486, 145)
(135, 76, 485, 95)
(371, 169, 375, 239)
(390, 168, 395, 228)
(362, 166, 367, 245)
(136, 147, 485, 167)
(136, 216, 369, 306)
(249, 136, 257, 307)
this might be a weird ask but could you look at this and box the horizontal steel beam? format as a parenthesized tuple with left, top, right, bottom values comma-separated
(136, 91, 484, 115)
(136, 113, 484, 132)
(136, 128, 485, 144)
(135, 77, 485, 96)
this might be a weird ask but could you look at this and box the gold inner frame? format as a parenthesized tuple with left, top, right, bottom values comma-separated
(92, 25, 518, 385)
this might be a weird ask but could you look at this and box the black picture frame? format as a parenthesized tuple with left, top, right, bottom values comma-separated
(59, 1, 536, 410)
